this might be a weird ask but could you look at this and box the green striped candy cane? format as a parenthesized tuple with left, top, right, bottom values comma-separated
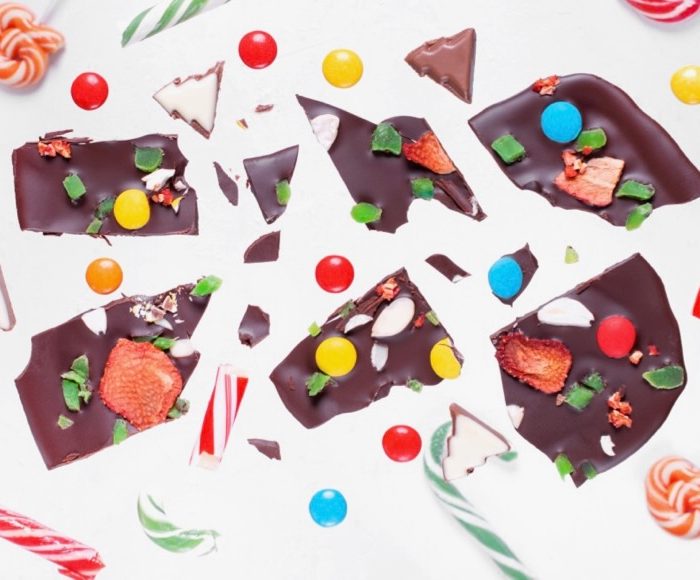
(424, 422, 535, 580)
(122, 0, 231, 47)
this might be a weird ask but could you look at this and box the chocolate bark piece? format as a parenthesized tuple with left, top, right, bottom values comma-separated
(270, 268, 462, 428)
(492, 244, 539, 306)
(0, 265, 16, 331)
(297, 95, 485, 234)
(153, 61, 223, 139)
(238, 305, 270, 347)
(213, 162, 238, 206)
(244, 231, 280, 263)
(491, 254, 686, 486)
(243, 146, 299, 224)
(247, 438, 281, 460)
(15, 283, 213, 469)
(12, 133, 197, 236)
(405, 28, 476, 104)
(469, 74, 700, 226)
(425, 254, 470, 283)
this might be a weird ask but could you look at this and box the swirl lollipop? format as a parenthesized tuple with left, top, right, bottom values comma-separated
(624, 0, 700, 23)
(646, 456, 700, 538)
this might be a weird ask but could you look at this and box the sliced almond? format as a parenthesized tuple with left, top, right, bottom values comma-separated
(142, 168, 175, 192)
(170, 339, 195, 358)
(600, 435, 615, 456)
(506, 404, 525, 429)
(81, 308, 107, 335)
(344, 314, 373, 333)
(371, 342, 388, 371)
(310, 114, 340, 151)
(371, 297, 415, 338)
(537, 297, 594, 328)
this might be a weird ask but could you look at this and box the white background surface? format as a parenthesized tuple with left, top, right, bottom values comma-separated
(1, 0, 699, 578)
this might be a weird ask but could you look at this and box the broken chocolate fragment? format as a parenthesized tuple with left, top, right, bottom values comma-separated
(243, 231, 280, 263)
(489, 244, 539, 305)
(238, 305, 271, 347)
(243, 146, 299, 224)
(213, 162, 238, 206)
(425, 254, 470, 283)
(247, 438, 281, 460)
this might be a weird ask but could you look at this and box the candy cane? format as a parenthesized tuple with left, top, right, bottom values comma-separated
(121, 0, 231, 47)
(0, 2, 64, 87)
(190, 364, 247, 469)
(424, 423, 534, 580)
(624, 0, 699, 22)
(0, 506, 105, 579)
(646, 456, 700, 538)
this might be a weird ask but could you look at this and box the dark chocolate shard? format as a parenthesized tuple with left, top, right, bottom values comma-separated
(153, 61, 224, 139)
(492, 244, 539, 306)
(213, 162, 238, 206)
(12, 134, 198, 236)
(247, 438, 281, 460)
(243, 146, 299, 224)
(0, 265, 16, 331)
(15, 283, 214, 469)
(238, 305, 270, 347)
(469, 74, 700, 226)
(297, 95, 485, 234)
(425, 254, 470, 283)
(270, 268, 462, 428)
(405, 28, 476, 104)
(244, 231, 280, 263)
(491, 254, 686, 486)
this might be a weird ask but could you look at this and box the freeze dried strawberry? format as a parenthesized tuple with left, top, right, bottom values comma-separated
(53, 140, 72, 159)
(152, 187, 174, 206)
(37, 139, 72, 158)
(532, 75, 560, 96)
(495, 332, 573, 394)
(562, 149, 587, 178)
(609, 409, 632, 429)
(37, 141, 56, 157)
(402, 131, 456, 175)
(554, 156, 624, 208)
(99, 339, 183, 430)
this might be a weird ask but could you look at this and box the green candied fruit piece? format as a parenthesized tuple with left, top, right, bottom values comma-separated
(499, 450, 518, 462)
(575, 128, 607, 152)
(407, 379, 423, 393)
(113, 419, 129, 445)
(351, 202, 382, 224)
(134, 147, 164, 172)
(371, 123, 402, 155)
(491, 135, 526, 165)
(411, 178, 435, 200)
(190, 275, 223, 297)
(582, 371, 605, 393)
(616, 180, 656, 201)
(555, 453, 574, 479)
(564, 383, 595, 410)
(564, 245, 579, 264)
(625, 203, 653, 231)
(57, 415, 74, 430)
(308, 322, 322, 337)
(425, 310, 440, 326)
(63, 174, 86, 201)
(582, 462, 598, 480)
(306, 372, 333, 397)
(275, 180, 291, 206)
(643, 365, 685, 390)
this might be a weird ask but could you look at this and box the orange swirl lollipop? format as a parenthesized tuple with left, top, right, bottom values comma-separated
(646, 456, 700, 538)
(0, 2, 64, 88)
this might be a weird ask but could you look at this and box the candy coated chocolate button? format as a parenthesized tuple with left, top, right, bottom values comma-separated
(315, 255, 354, 293)
(322, 49, 363, 88)
(597, 315, 637, 358)
(71, 72, 109, 110)
(315, 337, 357, 377)
(309, 489, 347, 527)
(238, 31, 277, 69)
(488, 257, 523, 300)
(382, 425, 422, 462)
(540, 101, 582, 143)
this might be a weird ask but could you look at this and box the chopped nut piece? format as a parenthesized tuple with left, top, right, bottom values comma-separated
(376, 277, 400, 301)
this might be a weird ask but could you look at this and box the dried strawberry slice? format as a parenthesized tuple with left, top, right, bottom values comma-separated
(554, 156, 624, 208)
(402, 131, 456, 175)
(532, 75, 560, 96)
(495, 332, 573, 394)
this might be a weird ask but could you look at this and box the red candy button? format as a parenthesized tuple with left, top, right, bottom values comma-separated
(597, 315, 637, 359)
(238, 31, 277, 69)
(693, 288, 700, 319)
(382, 425, 422, 462)
(71, 72, 109, 110)
(315, 255, 354, 293)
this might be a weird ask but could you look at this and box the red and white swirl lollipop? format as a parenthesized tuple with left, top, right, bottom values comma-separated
(646, 456, 700, 538)
(0, 2, 64, 88)
(625, 0, 700, 23)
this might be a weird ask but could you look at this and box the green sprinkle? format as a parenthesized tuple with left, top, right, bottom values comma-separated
(62, 380, 81, 412)
(625, 203, 653, 231)
(555, 453, 574, 479)
(86, 218, 103, 235)
(275, 180, 291, 206)
(643, 365, 685, 390)
(491, 135, 526, 165)
(582, 372, 605, 393)
(308, 322, 322, 337)
(191, 275, 222, 297)
(411, 178, 435, 200)
(57, 415, 74, 430)
(564, 245, 579, 264)
(63, 174, 86, 201)
(135, 147, 164, 172)
(371, 123, 402, 155)
(575, 128, 607, 152)
(351, 202, 382, 224)
(499, 450, 518, 462)
(96, 197, 115, 219)
(153, 337, 177, 351)
(582, 462, 598, 480)
(339, 300, 355, 319)
(71, 355, 89, 382)
(113, 419, 129, 445)
(61, 354, 90, 412)
(60, 370, 86, 385)
(564, 383, 596, 410)
(407, 379, 423, 393)
(167, 398, 190, 419)
(616, 180, 656, 201)
(425, 310, 440, 326)
(306, 372, 333, 396)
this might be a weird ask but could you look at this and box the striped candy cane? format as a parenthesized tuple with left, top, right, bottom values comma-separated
(424, 423, 534, 580)
(121, 0, 231, 47)
(190, 365, 247, 469)
(0, 506, 105, 579)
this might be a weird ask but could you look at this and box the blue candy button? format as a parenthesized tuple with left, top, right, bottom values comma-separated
(488, 257, 523, 300)
(309, 489, 347, 527)
(540, 101, 582, 143)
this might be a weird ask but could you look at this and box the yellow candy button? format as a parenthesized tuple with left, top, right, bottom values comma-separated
(671, 65, 700, 105)
(114, 189, 151, 230)
(322, 49, 363, 89)
(315, 336, 357, 377)
(430, 338, 461, 380)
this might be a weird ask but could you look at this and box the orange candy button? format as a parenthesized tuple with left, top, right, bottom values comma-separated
(85, 258, 123, 294)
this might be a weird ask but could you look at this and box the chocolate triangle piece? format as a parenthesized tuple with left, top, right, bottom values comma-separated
(405, 28, 476, 103)
(238, 305, 271, 347)
(213, 162, 238, 206)
(243, 146, 299, 224)
(248, 439, 281, 460)
(425, 254, 470, 283)
(244, 231, 280, 263)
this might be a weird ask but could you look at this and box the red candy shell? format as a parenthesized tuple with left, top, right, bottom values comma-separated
(71, 72, 109, 110)
(382, 425, 422, 462)
(597, 315, 637, 359)
(238, 31, 277, 69)
(315, 255, 354, 293)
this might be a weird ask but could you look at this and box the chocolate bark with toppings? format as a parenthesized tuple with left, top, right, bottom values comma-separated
(12, 133, 197, 236)
(238, 305, 270, 347)
(405, 28, 476, 103)
(425, 254, 470, 283)
(247, 439, 281, 460)
(469, 74, 700, 227)
(491, 254, 686, 486)
(270, 268, 462, 428)
(297, 95, 485, 233)
(491, 244, 539, 306)
(243, 146, 299, 224)
(15, 281, 216, 468)
(244, 231, 280, 263)
(213, 162, 238, 206)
